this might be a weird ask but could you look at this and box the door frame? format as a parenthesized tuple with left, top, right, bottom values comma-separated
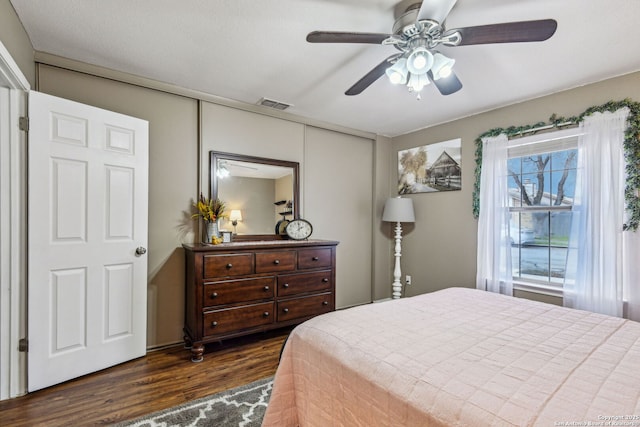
(0, 40, 30, 399)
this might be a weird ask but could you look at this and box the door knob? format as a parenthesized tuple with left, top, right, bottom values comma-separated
(135, 246, 147, 256)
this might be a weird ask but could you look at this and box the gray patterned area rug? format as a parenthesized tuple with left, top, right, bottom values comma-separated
(114, 377, 273, 427)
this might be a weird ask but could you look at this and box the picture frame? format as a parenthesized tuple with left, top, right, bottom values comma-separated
(221, 230, 233, 243)
(398, 138, 462, 194)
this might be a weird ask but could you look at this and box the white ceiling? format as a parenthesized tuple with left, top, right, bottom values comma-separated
(10, 0, 640, 137)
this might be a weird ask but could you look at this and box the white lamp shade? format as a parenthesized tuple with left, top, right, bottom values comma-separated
(385, 57, 408, 85)
(408, 72, 430, 92)
(382, 197, 415, 223)
(229, 209, 243, 221)
(431, 52, 455, 80)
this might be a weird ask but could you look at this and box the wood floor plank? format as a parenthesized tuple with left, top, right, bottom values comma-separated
(0, 327, 291, 426)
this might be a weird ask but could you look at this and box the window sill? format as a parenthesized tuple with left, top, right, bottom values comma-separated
(512, 280, 564, 299)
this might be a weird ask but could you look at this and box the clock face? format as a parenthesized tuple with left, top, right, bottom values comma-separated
(285, 219, 313, 240)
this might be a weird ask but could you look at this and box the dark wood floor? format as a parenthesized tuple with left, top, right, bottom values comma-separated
(0, 327, 291, 426)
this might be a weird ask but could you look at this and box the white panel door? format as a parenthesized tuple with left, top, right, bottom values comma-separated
(27, 91, 148, 392)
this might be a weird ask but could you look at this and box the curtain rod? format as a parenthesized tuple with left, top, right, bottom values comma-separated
(511, 121, 577, 138)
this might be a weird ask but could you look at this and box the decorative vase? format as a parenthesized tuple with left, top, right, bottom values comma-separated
(203, 220, 219, 244)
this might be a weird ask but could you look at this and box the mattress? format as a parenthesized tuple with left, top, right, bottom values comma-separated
(262, 287, 640, 426)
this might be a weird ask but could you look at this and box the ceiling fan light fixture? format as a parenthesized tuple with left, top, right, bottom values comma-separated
(406, 47, 434, 75)
(385, 57, 408, 84)
(431, 53, 455, 80)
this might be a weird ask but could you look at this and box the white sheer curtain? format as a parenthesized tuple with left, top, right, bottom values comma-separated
(476, 134, 513, 295)
(564, 108, 633, 318)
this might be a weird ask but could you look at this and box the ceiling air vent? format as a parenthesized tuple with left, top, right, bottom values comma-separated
(257, 97, 292, 111)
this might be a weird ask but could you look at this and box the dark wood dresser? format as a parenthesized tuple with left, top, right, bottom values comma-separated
(182, 239, 338, 361)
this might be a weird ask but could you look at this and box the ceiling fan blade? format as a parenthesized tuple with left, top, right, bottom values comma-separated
(455, 19, 557, 45)
(345, 54, 400, 96)
(429, 70, 463, 95)
(307, 31, 391, 44)
(417, 0, 458, 24)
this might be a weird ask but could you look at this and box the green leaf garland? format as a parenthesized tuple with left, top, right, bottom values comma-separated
(472, 98, 640, 231)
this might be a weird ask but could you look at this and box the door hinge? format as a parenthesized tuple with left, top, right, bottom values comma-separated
(19, 116, 29, 132)
(19, 338, 28, 352)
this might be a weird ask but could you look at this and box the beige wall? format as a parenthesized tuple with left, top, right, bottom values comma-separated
(200, 102, 304, 193)
(30, 33, 636, 344)
(0, 0, 34, 86)
(201, 103, 376, 308)
(388, 71, 640, 304)
(305, 126, 374, 307)
(373, 135, 393, 301)
(37, 63, 377, 346)
(37, 64, 199, 347)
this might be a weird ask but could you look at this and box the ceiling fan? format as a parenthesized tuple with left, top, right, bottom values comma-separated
(307, 0, 557, 99)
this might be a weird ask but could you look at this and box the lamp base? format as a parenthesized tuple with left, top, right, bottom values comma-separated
(391, 221, 403, 299)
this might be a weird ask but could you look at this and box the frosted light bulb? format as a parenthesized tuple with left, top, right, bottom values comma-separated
(406, 48, 433, 75)
(412, 54, 427, 70)
(389, 70, 403, 84)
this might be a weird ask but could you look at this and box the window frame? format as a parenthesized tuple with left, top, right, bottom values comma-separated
(507, 128, 583, 297)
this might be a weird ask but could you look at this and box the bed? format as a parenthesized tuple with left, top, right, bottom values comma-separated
(262, 287, 640, 426)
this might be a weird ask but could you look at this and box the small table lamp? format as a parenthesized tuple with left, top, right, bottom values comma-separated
(229, 209, 243, 234)
(382, 197, 415, 299)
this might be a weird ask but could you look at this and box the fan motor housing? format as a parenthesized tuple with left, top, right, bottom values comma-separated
(392, 5, 443, 46)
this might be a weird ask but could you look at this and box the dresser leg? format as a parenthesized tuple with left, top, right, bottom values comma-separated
(190, 343, 204, 363)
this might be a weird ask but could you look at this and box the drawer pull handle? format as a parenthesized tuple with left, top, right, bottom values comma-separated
(263, 286, 270, 291)
(312, 256, 319, 261)
(283, 308, 289, 313)
(323, 301, 329, 306)
(226, 263, 233, 269)
(211, 321, 218, 327)
(322, 278, 329, 283)
(263, 312, 270, 317)
(283, 283, 289, 288)
(210, 292, 218, 298)
(274, 260, 280, 265)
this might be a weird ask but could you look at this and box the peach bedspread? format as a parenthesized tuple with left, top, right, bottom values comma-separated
(262, 287, 640, 426)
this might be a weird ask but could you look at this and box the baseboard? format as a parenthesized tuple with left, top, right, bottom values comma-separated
(146, 341, 184, 352)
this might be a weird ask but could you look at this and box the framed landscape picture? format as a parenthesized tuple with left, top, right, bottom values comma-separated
(398, 138, 461, 194)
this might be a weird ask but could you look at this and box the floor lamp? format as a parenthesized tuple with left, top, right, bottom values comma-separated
(382, 197, 415, 299)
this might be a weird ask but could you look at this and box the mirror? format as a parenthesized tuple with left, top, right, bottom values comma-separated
(210, 151, 300, 238)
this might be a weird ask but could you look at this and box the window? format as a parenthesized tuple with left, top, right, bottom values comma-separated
(507, 129, 579, 290)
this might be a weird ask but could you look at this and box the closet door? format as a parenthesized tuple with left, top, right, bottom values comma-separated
(304, 127, 373, 307)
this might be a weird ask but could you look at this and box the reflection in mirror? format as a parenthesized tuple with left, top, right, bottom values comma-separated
(210, 152, 299, 237)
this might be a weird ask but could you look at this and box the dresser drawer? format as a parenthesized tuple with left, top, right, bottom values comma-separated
(298, 248, 332, 269)
(278, 270, 332, 297)
(203, 302, 274, 336)
(203, 253, 253, 278)
(203, 277, 275, 307)
(277, 293, 333, 322)
(255, 251, 296, 273)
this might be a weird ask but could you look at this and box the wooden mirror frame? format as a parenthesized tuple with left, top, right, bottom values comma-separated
(210, 151, 300, 240)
